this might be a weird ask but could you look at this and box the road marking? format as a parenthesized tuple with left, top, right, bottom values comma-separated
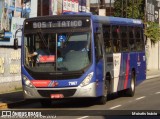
(136, 96, 146, 100)
(155, 92, 160, 94)
(109, 105, 122, 110)
(77, 116, 89, 119)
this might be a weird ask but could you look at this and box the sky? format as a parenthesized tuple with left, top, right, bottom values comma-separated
(90, 0, 115, 3)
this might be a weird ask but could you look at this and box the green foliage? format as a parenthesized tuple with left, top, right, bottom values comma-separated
(114, 0, 144, 19)
(114, 0, 160, 45)
(144, 22, 160, 45)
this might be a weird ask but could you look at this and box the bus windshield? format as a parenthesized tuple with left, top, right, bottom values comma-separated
(24, 32, 91, 73)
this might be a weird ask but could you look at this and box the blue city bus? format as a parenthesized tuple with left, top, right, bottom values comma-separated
(21, 12, 146, 106)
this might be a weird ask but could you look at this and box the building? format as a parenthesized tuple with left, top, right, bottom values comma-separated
(0, 0, 91, 46)
(90, 2, 114, 16)
(145, 0, 160, 70)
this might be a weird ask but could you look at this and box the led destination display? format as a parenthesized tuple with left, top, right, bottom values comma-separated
(24, 16, 91, 30)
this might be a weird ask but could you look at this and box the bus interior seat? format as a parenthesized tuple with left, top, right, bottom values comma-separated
(59, 51, 89, 71)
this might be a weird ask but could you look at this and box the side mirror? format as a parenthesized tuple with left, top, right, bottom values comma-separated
(14, 28, 22, 50)
(0, 29, 5, 38)
(14, 38, 18, 49)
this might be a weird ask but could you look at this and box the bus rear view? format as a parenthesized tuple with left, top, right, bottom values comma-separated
(22, 14, 105, 106)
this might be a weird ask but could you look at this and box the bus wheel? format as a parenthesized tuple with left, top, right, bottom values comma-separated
(97, 96, 107, 105)
(97, 79, 109, 105)
(40, 99, 52, 107)
(125, 72, 135, 97)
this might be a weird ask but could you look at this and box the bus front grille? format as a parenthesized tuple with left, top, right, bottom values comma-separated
(37, 89, 76, 97)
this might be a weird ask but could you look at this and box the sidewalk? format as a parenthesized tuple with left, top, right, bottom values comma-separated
(0, 69, 160, 109)
(146, 69, 160, 79)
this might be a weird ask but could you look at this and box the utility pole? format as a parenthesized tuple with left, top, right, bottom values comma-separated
(41, 0, 43, 16)
(122, 0, 124, 17)
(110, 0, 112, 16)
(132, 0, 134, 18)
(126, 0, 128, 17)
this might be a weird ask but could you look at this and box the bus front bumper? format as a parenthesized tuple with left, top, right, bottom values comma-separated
(23, 82, 97, 99)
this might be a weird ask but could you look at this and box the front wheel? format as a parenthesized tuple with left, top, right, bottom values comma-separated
(97, 96, 107, 105)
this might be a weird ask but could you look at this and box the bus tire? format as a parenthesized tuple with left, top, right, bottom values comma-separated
(97, 96, 107, 105)
(125, 72, 135, 97)
(40, 99, 52, 107)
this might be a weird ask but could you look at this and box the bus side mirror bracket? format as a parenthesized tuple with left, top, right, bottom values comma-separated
(14, 28, 22, 50)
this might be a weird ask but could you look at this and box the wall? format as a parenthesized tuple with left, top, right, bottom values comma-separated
(0, 48, 22, 93)
(146, 39, 160, 70)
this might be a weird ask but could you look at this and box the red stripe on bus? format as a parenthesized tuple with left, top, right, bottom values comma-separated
(31, 80, 51, 87)
(124, 56, 130, 89)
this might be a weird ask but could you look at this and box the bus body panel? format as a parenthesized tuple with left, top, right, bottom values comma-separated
(135, 52, 146, 85)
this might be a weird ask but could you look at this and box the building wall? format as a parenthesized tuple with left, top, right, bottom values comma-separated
(146, 39, 160, 70)
(29, 0, 37, 18)
(146, 1, 160, 70)
(0, 48, 22, 93)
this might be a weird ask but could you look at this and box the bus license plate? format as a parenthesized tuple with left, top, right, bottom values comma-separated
(50, 94, 64, 99)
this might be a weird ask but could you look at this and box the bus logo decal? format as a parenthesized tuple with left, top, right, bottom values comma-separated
(48, 81, 59, 87)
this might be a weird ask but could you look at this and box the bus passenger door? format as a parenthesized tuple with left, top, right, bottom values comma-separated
(94, 25, 105, 97)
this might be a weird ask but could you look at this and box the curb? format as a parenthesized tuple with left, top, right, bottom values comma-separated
(147, 75, 160, 79)
(0, 103, 8, 109)
(0, 100, 37, 109)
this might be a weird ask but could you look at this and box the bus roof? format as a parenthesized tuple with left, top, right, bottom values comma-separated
(63, 12, 143, 27)
(92, 15, 143, 27)
(25, 12, 143, 27)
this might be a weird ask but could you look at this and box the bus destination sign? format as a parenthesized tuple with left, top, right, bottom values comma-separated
(25, 18, 90, 30)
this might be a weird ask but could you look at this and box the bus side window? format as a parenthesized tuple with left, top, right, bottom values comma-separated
(112, 25, 120, 53)
(135, 28, 143, 51)
(129, 27, 135, 51)
(120, 26, 129, 52)
(103, 25, 112, 53)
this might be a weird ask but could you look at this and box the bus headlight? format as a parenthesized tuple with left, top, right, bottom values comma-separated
(23, 75, 35, 88)
(80, 72, 94, 87)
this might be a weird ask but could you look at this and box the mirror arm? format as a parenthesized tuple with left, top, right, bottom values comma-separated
(15, 28, 22, 39)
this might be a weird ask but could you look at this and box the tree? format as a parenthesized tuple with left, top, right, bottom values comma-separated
(114, 0, 144, 19)
(144, 22, 160, 45)
(114, 0, 160, 45)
